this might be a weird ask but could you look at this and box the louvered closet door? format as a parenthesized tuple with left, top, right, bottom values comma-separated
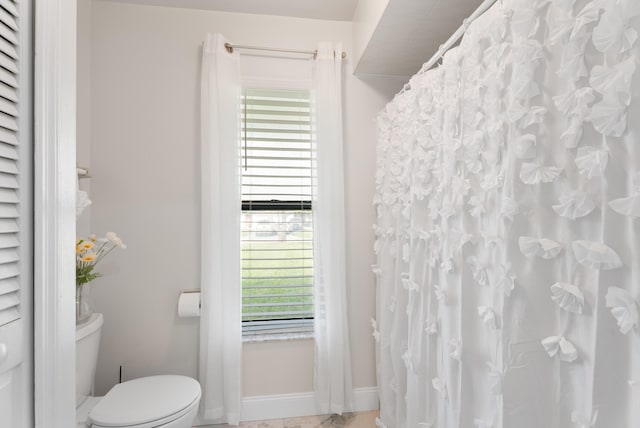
(0, 0, 32, 427)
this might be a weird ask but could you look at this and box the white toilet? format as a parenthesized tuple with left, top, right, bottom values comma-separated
(76, 313, 201, 428)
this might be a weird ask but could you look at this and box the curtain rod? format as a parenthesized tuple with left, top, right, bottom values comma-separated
(224, 42, 347, 59)
(396, 0, 499, 97)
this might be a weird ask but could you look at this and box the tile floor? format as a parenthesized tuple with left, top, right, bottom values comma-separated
(203, 410, 379, 428)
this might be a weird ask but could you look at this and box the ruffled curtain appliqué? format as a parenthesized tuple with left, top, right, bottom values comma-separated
(373, 0, 640, 427)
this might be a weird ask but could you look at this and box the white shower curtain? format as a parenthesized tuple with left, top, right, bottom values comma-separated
(374, 0, 640, 427)
(200, 33, 242, 426)
(312, 42, 354, 415)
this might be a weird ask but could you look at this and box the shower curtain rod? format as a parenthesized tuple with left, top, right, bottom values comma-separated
(396, 0, 499, 96)
(224, 42, 347, 59)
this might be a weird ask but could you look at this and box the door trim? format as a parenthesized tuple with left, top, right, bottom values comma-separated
(33, 0, 77, 426)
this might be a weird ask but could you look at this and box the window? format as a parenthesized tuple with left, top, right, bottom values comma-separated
(241, 88, 315, 336)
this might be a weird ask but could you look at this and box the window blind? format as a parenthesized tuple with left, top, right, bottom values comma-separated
(241, 88, 315, 335)
(0, 0, 22, 328)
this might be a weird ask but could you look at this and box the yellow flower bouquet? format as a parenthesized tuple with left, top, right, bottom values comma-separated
(76, 232, 127, 286)
(76, 232, 126, 323)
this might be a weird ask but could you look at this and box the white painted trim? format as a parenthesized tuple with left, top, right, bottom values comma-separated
(241, 76, 313, 90)
(33, 0, 77, 427)
(16, 0, 34, 425)
(194, 387, 378, 425)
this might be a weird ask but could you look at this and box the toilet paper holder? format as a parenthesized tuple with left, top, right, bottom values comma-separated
(180, 289, 201, 304)
(177, 289, 201, 317)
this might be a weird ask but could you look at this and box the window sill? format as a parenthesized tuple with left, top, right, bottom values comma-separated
(242, 331, 314, 344)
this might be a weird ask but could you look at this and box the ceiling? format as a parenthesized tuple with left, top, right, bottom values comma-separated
(102, 0, 360, 21)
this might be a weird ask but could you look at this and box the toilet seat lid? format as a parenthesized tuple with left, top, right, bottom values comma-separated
(89, 375, 201, 427)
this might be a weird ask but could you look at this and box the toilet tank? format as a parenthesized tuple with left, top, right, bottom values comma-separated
(76, 313, 104, 408)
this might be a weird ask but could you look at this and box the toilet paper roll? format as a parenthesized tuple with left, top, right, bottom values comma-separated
(178, 291, 201, 317)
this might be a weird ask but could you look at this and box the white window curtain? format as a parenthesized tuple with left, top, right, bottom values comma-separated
(312, 42, 353, 415)
(199, 32, 242, 426)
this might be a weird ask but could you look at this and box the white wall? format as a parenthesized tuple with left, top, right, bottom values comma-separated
(76, 0, 92, 236)
(84, 0, 404, 399)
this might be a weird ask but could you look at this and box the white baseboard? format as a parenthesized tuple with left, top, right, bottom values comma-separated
(194, 387, 379, 425)
(241, 386, 379, 422)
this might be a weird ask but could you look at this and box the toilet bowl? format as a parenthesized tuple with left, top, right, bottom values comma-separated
(76, 313, 201, 428)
